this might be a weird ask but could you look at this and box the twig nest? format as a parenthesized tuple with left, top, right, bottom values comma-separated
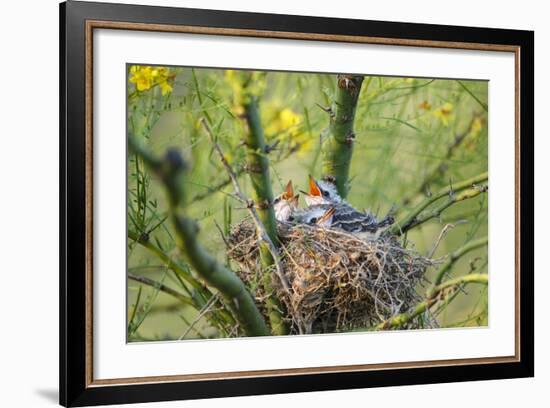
(228, 219, 433, 334)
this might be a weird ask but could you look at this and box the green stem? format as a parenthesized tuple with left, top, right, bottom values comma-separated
(391, 172, 488, 235)
(127, 230, 236, 328)
(402, 185, 487, 232)
(128, 230, 200, 294)
(128, 285, 142, 327)
(427, 236, 488, 297)
(321, 75, 364, 198)
(375, 273, 488, 330)
(457, 80, 488, 112)
(242, 95, 289, 336)
(243, 97, 278, 243)
(128, 136, 269, 337)
(191, 68, 213, 125)
(128, 273, 195, 307)
(171, 214, 270, 336)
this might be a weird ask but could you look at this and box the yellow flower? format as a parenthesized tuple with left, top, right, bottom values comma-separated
(224, 70, 267, 113)
(160, 80, 173, 95)
(419, 100, 432, 111)
(297, 138, 314, 157)
(464, 117, 485, 151)
(433, 102, 455, 126)
(279, 108, 301, 129)
(225, 70, 236, 81)
(265, 106, 302, 136)
(129, 66, 153, 91)
(470, 117, 483, 135)
(224, 70, 244, 115)
(264, 104, 312, 156)
(129, 65, 174, 95)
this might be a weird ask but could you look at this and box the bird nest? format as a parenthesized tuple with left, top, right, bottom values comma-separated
(227, 219, 434, 334)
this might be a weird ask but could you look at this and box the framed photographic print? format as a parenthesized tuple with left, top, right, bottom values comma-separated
(60, 0, 534, 406)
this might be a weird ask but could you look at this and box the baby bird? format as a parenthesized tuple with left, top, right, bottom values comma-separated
(273, 181, 300, 222)
(302, 175, 394, 240)
(290, 205, 335, 228)
(303, 175, 343, 206)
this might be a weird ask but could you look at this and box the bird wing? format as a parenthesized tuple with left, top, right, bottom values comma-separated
(332, 204, 379, 232)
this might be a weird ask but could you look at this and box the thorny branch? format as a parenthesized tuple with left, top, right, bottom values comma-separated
(391, 172, 488, 235)
(321, 74, 364, 198)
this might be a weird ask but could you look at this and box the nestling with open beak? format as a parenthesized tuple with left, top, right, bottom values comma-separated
(273, 181, 300, 222)
(290, 205, 335, 228)
(302, 175, 395, 241)
(302, 175, 343, 206)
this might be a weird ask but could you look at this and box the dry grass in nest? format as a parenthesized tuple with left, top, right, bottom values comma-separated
(227, 219, 434, 334)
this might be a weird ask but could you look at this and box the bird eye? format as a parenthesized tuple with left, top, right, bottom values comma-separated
(310, 217, 318, 224)
(274, 197, 280, 204)
(322, 190, 329, 197)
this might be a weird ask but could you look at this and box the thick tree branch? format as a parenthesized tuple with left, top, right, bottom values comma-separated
(238, 82, 290, 335)
(128, 135, 269, 337)
(321, 74, 364, 198)
(242, 96, 279, 243)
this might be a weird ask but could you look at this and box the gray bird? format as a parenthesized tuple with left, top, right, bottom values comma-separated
(301, 175, 394, 240)
(289, 205, 335, 228)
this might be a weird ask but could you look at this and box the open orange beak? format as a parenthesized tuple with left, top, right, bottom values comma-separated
(308, 175, 322, 197)
(282, 180, 294, 200)
(317, 207, 335, 226)
(290, 194, 300, 207)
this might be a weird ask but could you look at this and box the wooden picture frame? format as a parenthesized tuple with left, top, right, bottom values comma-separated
(60, 1, 534, 406)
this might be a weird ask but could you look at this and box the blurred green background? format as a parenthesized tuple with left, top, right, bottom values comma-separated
(127, 66, 488, 342)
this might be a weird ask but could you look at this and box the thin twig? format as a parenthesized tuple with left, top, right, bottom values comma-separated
(179, 294, 221, 340)
(427, 236, 488, 297)
(401, 115, 484, 206)
(391, 172, 488, 235)
(128, 285, 143, 327)
(128, 232, 236, 331)
(200, 118, 291, 294)
(427, 221, 467, 258)
(213, 219, 230, 248)
(375, 273, 488, 330)
(190, 146, 299, 203)
(408, 185, 487, 231)
(128, 273, 195, 307)
(457, 81, 488, 112)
